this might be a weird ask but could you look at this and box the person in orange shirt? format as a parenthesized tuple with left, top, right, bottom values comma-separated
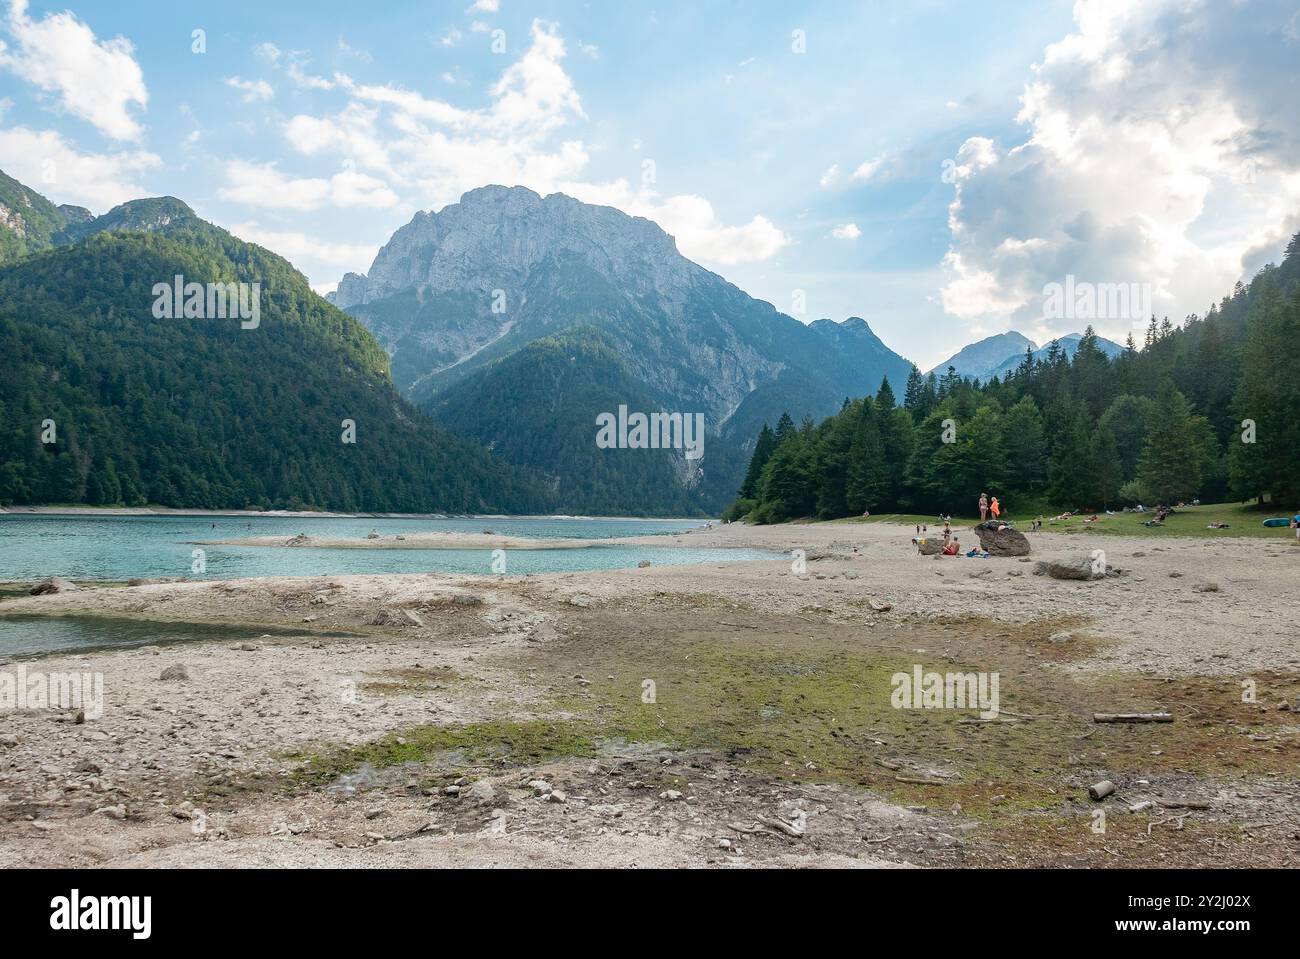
(990, 496, 1001, 520)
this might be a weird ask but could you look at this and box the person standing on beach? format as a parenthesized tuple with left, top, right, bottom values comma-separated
(990, 496, 1001, 520)
(978, 492, 989, 522)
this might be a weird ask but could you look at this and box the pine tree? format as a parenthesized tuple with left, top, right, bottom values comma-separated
(1138, 382, 1206, 504)
(774, 411, 796, 446)
(903, 365, 924, 414)
(1001, 396, 1046, 495)
(1229, 286, 1300, 503)
(739, 423, 776, 499)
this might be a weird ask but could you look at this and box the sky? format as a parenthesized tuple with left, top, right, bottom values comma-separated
(1, 0, 1298, 369)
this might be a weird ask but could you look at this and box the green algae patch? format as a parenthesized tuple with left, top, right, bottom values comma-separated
(289, 719, 604, 789)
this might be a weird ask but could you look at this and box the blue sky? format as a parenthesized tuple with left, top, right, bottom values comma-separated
(2, 0, 1298, 369)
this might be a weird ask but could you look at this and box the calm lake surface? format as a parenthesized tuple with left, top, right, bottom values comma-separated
(0, 513, 775, 581)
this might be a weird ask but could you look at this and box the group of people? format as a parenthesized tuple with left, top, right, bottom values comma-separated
(977, 492, 1002, 522)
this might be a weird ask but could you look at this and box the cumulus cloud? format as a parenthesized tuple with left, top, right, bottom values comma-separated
(229, 221, 380, 279)
(0, 0, 147, 141)
(225, 76, 274, 102)
(561, 179, 788, 265)
(940, 0, 1300, 343)
(266, 19, 787, 267)
(218, 160, 398, 210)
(0, 125, 159, 208)
(851, 157, 883, 181)
(831, 223, 861, 240)
(819, 164, 839, 188)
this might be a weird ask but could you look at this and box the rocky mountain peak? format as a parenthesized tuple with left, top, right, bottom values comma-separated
(332, 184, 689, 310)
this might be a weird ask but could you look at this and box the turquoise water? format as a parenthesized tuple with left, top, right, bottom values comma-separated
(0, 514, 772, 581)
(0, 615, 357, 658)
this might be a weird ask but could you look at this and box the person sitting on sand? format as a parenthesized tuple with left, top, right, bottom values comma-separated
(978, 492, 989, 522)
(942, 537, 959, 556)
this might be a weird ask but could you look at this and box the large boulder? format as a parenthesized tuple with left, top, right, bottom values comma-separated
(29, 577, 80, 595)
(369, 607, 424, 627)
(974, 521, 1031, 557)
(1034, 556, 1121, 581)
(916, 537, 945, 556)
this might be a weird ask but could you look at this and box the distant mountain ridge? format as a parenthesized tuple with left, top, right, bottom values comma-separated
(332, 185, 916, 511)
(929, 331, 1038, 381)
(986, 332, 1125, 381)
(0, 173, 199, 264)
(0, 169, 549, 513)
(930, 330, 1125, 382)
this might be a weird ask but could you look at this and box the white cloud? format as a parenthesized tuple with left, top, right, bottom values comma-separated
(0, 125, 159, 208)
(225, 76, 274, 102)
(228, 220, 379, 279)
(831, 223, 861, 240)
(218, 160, 398, 210)
(851, 157, 883, 181)
(819, 164, 839, 188)
(940, 0, 1300, 341)
(255, 42, 281, 64)
(0, 0, 147, 141)
(255, 20, 786, 268)
(337, 36, 372, 63)
(467, 0, 500, 13)
(561, 179, 788, 265)
(285, 54, 338, 90)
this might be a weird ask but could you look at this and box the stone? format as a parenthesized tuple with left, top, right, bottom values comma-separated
(369, 607, 424, 627)
(547, 790, 567, 803)
(660, 789, 684, 801)
(29, 577, 79, 595)
(637, 560, 651, 568)
(973, 521, 1031, 557)
(1034, 557, 1107, 581)
(159, 664, 189, 682)
(529, 779, 553, 796)
(466, 779, 497, 804)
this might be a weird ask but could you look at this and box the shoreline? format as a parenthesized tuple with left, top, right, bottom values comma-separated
(0, 506, 717, 523)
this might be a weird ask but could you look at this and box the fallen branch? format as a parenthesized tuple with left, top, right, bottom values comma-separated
(717, 621, 759, 630)
(1147, 814, 1187, 836)
(894, 775, 950, 786)
(756, 815, 806, 838)
(1093, 712, 1173, 724)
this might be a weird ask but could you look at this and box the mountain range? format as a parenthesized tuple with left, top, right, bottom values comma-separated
(929, 330, 1126, 382)
(329, 185, 914, 510)
(0, 168, 1144, 514)
(0, 177, 547, 513)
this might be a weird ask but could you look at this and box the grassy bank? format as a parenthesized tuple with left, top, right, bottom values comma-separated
(829, 501, 1299, 540)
